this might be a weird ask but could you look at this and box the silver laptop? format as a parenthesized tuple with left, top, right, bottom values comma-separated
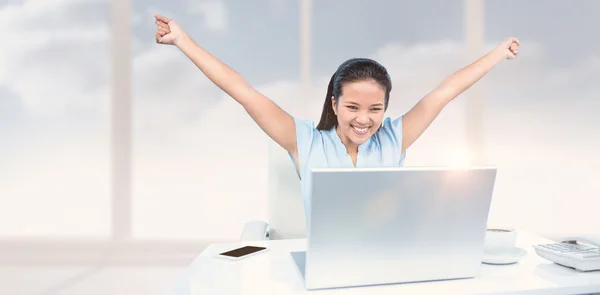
(292, 166, 497, 290)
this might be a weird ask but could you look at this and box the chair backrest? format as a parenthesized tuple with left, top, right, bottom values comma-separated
(267, 140, 307, 240)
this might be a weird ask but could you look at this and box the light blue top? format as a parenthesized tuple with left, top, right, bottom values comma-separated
(288, 116, 406, 227)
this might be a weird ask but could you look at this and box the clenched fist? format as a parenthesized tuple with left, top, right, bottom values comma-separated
(497, 37, 520, 60)
(154, 14, 186, 46)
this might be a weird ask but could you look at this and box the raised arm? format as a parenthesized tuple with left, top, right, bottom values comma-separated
(154, 14, 298, 155)
(401, 37, 520, 152)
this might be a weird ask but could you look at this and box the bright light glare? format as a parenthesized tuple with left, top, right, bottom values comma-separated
(451, 146, 471, 167)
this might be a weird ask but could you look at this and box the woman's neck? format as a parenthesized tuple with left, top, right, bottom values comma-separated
(336, 125, 359, 154)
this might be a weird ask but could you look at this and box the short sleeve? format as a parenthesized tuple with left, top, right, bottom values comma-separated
(288, 117, 315, 180)
(382, 116, 406, 165)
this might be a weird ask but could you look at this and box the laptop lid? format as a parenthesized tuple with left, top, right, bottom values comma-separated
(303, 166, 497, 290)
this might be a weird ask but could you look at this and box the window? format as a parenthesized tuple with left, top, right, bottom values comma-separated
(131, 0, 301, 240)
(483, 0, 600, 234)
(4, 0, 596, 249)
(0, 0, 111, 238)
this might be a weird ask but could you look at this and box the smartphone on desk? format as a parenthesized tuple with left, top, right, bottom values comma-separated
(215, 245, 268, 261)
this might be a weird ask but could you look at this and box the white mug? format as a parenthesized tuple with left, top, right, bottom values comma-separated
(484, 226, 517, 254)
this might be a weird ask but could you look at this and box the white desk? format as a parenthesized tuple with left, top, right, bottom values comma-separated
(167, 231, 600, 295)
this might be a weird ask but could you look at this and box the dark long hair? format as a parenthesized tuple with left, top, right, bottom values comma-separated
(316, 58, 392, 130)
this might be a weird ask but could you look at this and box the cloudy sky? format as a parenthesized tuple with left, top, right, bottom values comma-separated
(0, 0, 598, 239)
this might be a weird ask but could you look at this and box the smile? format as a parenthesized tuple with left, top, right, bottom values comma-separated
(351, 125, 370, 134)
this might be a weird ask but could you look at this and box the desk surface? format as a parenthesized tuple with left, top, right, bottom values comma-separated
(167, 231, 600, 295)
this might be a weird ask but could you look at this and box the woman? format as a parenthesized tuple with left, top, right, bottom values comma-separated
(153, 14, 519, 214)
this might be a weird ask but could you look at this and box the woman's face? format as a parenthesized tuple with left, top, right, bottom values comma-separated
(332, 80, 386, 149)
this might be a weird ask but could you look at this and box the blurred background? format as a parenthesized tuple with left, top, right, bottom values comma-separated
(1, 0, 598, 294)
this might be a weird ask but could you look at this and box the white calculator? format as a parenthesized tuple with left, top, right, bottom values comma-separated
(533, 236, 600, 271)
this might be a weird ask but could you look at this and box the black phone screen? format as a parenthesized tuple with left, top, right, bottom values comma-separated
(219, 246, 266, 258)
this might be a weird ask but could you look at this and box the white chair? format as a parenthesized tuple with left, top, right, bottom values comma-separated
(241, 140, 306, 241)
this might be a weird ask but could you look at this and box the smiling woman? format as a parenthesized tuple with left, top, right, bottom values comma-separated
(153, 11, 520, 228)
